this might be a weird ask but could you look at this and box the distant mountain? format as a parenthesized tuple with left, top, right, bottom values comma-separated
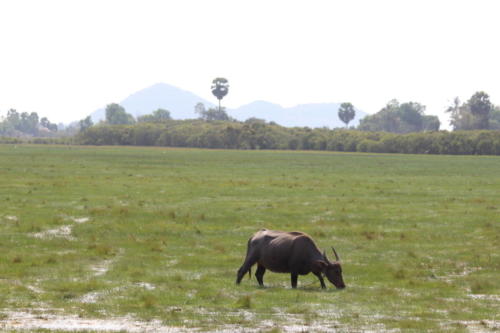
(228, 101, 366, 128)
(90, 83, 366, 128)
(90, 83, 215, 122)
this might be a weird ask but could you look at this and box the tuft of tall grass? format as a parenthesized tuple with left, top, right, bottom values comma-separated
(235, 295, 252, 309)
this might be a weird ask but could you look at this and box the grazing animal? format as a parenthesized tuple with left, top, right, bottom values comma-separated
(236, 229, 346, 289)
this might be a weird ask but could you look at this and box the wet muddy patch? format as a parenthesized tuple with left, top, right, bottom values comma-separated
(29, 216, 91, 241)
(0, 307, 347, 332)
(87, 248, 124, 277)
(89, 258, 115, 276)
(468, 294, 500, 302)
(4, 215, 19, 222)
(32, 225, 75, 240)
(0, 309, 181, 332)
(71, 216, 91, 224)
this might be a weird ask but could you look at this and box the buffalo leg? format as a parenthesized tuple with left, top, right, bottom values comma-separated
(255, 264, 266, 287)
(236, 253, 258, 284)
(314, 272, 326, 289)
(291, 272, 298, 288)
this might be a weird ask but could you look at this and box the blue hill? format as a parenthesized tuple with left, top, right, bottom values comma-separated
(90, 83, 215, 122)
(90, 83, 366, 128)
(228, 101, 366, 128)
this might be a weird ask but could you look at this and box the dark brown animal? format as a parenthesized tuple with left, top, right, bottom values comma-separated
(236, 229, 346, 289)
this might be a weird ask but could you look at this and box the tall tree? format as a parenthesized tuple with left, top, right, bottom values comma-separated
(446, 92, 494, 130)
(194, 102, 206, 116)
(422, 115, 441, 131)
(446, 97, 475, 130)
(211, 78, 229, 113)
(338, 102, 356, 128)
(5, 109, 20, 130)
(468, 91, 492, 129)
(105, 103, 135, 125)
(79, 116, 94, 131)
(446, 97, 463, 130)
(19, 112, 39, 135)
(398, 102, 425, 132)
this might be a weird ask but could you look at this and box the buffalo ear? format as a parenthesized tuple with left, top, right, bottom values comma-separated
(314, 260, 328, 270)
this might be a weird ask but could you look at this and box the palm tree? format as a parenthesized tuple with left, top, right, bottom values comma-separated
(211, 78, 229, 112)
(338, 102, 356, 128)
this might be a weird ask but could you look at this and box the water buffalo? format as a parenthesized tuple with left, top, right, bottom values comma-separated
(236, 229, 345, 289)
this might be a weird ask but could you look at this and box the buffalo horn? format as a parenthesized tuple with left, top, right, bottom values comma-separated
(332, 246, 340, 261)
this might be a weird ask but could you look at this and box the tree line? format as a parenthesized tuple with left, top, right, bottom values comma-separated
(72, 119, 500, 155)
(3, 107, 499, 155)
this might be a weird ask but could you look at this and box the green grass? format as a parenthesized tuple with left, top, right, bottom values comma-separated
(0, 144, 499, 331)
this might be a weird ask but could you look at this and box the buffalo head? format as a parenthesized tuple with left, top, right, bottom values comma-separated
(317, 247, 346, 289)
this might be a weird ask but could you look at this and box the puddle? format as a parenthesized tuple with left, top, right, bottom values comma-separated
(195, 307, 348, 332)
(72, 217, 90, 223)
(448, 319, 500, 332)
(214, 323, 340, 333)
(90, 258, 114, 276)
(80, 282, 156, 305)
(166, 259, 179, 267)
(0, 310, 183, 332)
(32, 225, 75, 240)
(26, 284, 44, 294)
(1, 309, 340, 332)
(79, 291, 102, 304)
(136, 282, 156, 290)
(87, 248, 124, 277)
(79, 286, 125, 304)
(87, 253, 117, 277)
(468, 294, 500, 302)
(4, 306, 462, 332)
(440, 266, 481, 283)
(2, 309, 494, 333)
(78, 250, 126, 302)
(29, 216, 91, 240)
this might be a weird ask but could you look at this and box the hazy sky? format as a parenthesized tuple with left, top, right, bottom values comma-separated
(1, 0, 499, 125)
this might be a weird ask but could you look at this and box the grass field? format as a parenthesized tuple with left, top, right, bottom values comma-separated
(0, 144, 499, 332)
